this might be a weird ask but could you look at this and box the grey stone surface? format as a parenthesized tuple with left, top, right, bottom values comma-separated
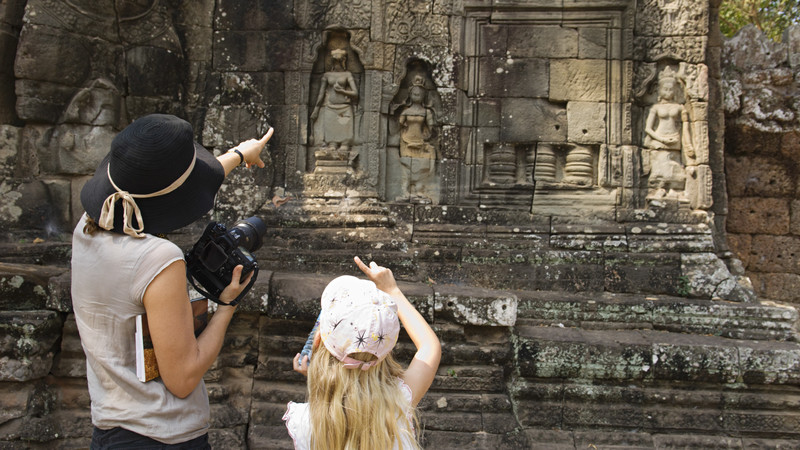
(567, 101, 607, 144)
(434, 284, 517, 326)
(0, 124, 21, 178)
(0, 310, 62, 381)
(550, 59, 608, 102)
(0, 263, 65, 311)
(477, 57, 549, 98)
(500, 98, 567, 143)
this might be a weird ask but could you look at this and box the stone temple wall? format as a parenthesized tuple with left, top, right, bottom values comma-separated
(5, 1, 800, 449)
(723, 25, 800, 308)
(2, 0, 734, 255)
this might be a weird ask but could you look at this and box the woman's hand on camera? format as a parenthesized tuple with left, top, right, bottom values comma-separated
(218, 265, 252, 306)
(236, 128, 273, 169)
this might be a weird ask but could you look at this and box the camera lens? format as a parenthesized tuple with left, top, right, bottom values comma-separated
(229, 217, 267, 252)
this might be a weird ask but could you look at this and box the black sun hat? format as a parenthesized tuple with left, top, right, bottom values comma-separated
(80, 114, 224, 237)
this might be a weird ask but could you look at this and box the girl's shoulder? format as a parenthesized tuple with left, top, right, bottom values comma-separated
(283, 402, 311, 450)
(396, 377, 413, 406)
(396, 377, 414, 426)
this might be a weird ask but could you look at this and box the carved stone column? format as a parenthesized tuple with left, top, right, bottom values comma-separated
(534, 143, 557, 182)
(564, 145, 593, 185)
(486, 143, 516, 184)
(524, 146, 536, 184)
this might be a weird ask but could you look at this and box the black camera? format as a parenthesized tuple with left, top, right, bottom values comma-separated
(185, 217, 267, 306)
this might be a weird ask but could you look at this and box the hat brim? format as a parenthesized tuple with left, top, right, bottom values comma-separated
(81, 142, 224, 235)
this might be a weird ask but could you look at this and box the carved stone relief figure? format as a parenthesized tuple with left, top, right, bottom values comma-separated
(311, 47, 359, 157)
(303, 28, 374, 201)
(61, 78, 121, 127)
(388, 63, 441, 204)
(56, 78, 122, 174)
(643, 67, 692, 152)
(642, 66, 691, 199)
(397, 77, 438, 203)
(399, 76, 436, 158)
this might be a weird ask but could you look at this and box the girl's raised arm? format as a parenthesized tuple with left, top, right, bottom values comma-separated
(354, 256, 441, 406)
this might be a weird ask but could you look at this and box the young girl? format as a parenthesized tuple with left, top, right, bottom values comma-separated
(284, 256, 442, 449)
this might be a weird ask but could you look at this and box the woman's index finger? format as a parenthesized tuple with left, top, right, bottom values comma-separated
(260, 127, 274, 144)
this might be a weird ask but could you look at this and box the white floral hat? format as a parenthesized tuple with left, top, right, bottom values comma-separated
(318, 275, 400, 370)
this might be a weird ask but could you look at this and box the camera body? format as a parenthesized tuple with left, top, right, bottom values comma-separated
(185, 217, 266, 305)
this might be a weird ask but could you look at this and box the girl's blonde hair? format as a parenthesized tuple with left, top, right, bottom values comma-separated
(307, 344, 421, 450)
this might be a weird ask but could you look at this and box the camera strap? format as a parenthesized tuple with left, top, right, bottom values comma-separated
(186, 267, 259, 307)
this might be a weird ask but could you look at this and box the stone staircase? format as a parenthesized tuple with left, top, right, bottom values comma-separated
(509, 292, 800, 449)
(224, 273, 800, 448)
(236, 278, 800, 449)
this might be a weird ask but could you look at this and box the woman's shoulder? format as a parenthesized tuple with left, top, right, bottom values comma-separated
(130, 235, 184, 275)
(141, 235, 183, 258)
(73, 216, 181, 258)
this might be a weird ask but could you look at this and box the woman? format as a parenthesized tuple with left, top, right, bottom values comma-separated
(71, 113, 272, 448)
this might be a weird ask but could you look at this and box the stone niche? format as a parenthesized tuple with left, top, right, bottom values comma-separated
(385, 58, 443, 204)
(457, 2, 711, 219)
(303, 28, 367, 197)
(460, 7, 627, 217)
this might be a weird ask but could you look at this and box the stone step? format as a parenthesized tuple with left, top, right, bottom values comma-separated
(511, 326, 800, 440)
(246, 425, 295, 449)
(0, 310, 63, 381)
(9, 254, 781, 345)
(516, 290, 799, 341)
(421, 429, 530, 449)
(0, 262, 68, 311)
(514, 326, 800, 384)
(514, 378, 800, 431)
(519, 429, 800, 450)
(0, 240, 72, 267)
(422, 428, 799, 449)
(256, 270, 795, 343)
(246, 217, 754, 300)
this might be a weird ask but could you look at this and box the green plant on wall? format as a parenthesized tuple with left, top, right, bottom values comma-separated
(676, 275, 691, 297)
(720, 0, 800, 41)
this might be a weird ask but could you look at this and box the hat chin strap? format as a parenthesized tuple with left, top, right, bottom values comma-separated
(99, 190, 146, 237)
(98, 152, 196, 238)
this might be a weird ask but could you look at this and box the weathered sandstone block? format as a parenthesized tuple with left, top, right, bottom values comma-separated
(0, 310, 62, 381)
